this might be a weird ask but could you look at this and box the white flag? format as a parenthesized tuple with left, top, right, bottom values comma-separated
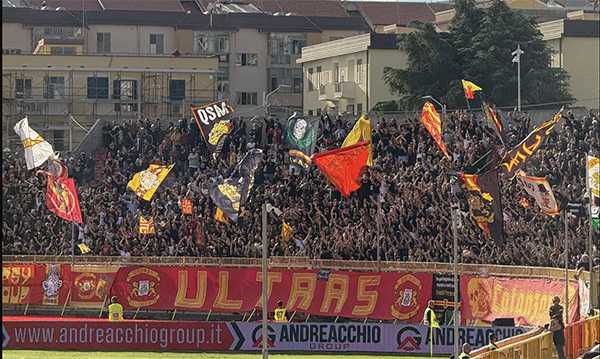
(587, 155, 599, 200)
(517, 171, 560, 216)
(13, 117, 55, 170)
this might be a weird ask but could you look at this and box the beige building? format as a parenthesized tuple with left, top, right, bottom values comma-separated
(2, 54, 218, 150)
(297, 33, 407, 116)
(539, 14, 600, 109)
(2, 6, 367, 116)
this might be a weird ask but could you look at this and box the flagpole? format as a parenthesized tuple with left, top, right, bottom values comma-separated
(71, 222, 75, 267)
(261, 202, 269, 359)
(451, 202, 460, 358)
(564, 209, 569, 325)
(586, 157, 594, 313)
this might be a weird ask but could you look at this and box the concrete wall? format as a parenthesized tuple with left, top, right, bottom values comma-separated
(85, 25, 175, 55)
(563, 37, 600, 109)
(2, 23, 32, 53)
(229, 28, 268, 111)
(367, 48, 408, 110)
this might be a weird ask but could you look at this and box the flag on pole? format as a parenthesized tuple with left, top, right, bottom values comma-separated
(191, 100, 235, 158)
(78, 243, 91, 254)
(516, 172, 560, 216)
(14, 117, 56, 170)
(139, 216, 156, 234)
(312, 142, 370, 197)
(482, 101, 507, 146)
(460, 170, 505, 245)
(587, 155, 599, 200)
(127, 164, 174, 201)
(461, 80, 482, 100)
(46, 176, 83, 224)
(420, 102, 450, 159)
(209, 149, 263, 222)
(342, 114, 373, 166)
(281, 221, 294, 242)
(285, 112, 319, 168)
(180, 198, 193, 215)
(500, 109, 563, 178)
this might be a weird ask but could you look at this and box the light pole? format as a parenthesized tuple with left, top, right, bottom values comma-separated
(512, 44, 524, 111)
(261, 202, 269, 359)
(263, 85, 291, 117)
(450, 202, 460, 358)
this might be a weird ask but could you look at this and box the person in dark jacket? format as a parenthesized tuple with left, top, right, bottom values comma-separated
(549, 296, 566, 359)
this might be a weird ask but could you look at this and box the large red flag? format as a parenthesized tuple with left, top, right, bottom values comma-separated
(46, 176, 83, 223)
(312, 142, 370, 197)
(421, 101, 450, 159)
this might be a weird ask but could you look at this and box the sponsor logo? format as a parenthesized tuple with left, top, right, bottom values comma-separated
(390, 274, 422, 320)
(251, 325, 276, 348)
(126, 268, 160, 307)
(396, 326, 422, 351)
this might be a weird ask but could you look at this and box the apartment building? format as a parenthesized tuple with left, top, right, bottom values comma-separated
(2, 4, 368, 118)
(297, 33, 406, 116)
(2, 54, 218, 149)
(538, 13, 600, 109)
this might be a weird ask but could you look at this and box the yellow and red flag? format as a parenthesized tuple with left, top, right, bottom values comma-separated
(312, 142, 370, 197)
(127, 164, 174, 201)
(462, 79, 482, 100)
(420, 102, 450, 159)
(342, 114, 373, 166)
(281, 221, 294, 242)
(139, 216, 156, 234)
(180, 198, 193, 215)
(214, 207, 229, 224)
(46, 175, 83, 223)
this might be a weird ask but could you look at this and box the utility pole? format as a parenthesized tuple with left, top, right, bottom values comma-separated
(512, 44, 524, 112)
(261, 203, 269, 359)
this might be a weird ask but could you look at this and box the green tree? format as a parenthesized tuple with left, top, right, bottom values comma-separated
(383, 0, 572, 110)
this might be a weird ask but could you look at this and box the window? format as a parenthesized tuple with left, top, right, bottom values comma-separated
(53, 130, 65, 152)
(15, 79, 32, 99)
(347, 60, 355, 82)
(193, 32, 229, 54)
(113, 79, 138, 111)
(50, 47, 76, 55)
(293, 77, 302, 93)
(307, 68, 314, 92)
(149, 34, 164, 55)
(356, 59, 364, 84)
(308, 110, 313, 116)
(169, 80, 186, 101)
(44, 76, 65, 99)
(271, 77, 278, 93)
(346, 104, 355, 114)
(316, 108, 321, 116)
(236, 53, 257, 66)
(357, 103, 363, 113)
(87, 77, 109, 99)
(97, 32, 111, 53)
(236, 92, 257, 105)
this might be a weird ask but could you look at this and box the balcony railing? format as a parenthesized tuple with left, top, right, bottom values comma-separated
(333, 81, 356, 99)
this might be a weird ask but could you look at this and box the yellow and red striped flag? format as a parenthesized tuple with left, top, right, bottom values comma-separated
(420, 102, 450, 159)
(462, 79, 482, 100)
(139, 216, 156, 234)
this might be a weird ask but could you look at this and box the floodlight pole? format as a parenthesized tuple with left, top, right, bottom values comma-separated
(261, 203, 269, 359)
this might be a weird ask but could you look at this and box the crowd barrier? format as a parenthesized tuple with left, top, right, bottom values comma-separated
(472, 314, 599, 359)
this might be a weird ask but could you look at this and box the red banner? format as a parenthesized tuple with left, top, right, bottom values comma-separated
(2, 316, 236, 351)
(460, 275, 579, 326)
(110, 267, 432, 322)
(70, 265, 119, 308)
(2, 264, 70, 306)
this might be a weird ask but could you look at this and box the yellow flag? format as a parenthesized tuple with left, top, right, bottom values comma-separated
(281, 221, 294, 242)
(139, 216, 156, 234)
(78, 243, 91, 254)
(215, 207, 229, 224)
(127, 164, 174, 201)
(341, 114, 373, 166)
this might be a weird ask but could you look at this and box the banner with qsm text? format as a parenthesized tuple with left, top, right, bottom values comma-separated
(2, 318, 529, 354)
(460, 275, 579, 326)
(2, 318, 240, 351)
(110, 267, 433, 322)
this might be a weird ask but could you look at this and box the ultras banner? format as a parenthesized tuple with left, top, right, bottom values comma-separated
(110, 267, 433, 322)
(2, 264, 71, 306)
(460, 275, 579, 326)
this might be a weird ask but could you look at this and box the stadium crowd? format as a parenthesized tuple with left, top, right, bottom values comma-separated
(2, 108, 599, 269)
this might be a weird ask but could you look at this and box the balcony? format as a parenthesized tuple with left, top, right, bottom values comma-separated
(333, 81, 356, 99)
(318, 83, 335, 101)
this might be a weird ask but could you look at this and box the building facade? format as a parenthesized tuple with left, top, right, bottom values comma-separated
(297, 33, 407, 116)
(2, 54, 218, 149)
